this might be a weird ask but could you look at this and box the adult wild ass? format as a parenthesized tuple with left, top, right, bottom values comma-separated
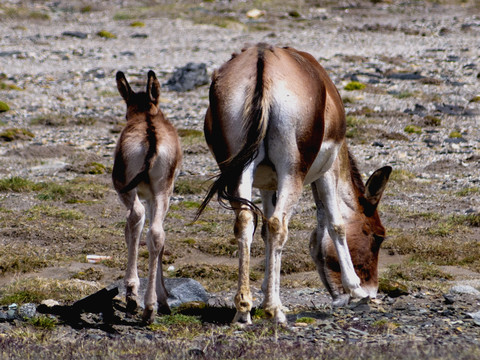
(197, 44, 391, 324)
(113, 71, 182, 324)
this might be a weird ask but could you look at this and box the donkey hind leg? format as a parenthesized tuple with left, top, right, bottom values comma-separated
(311, 177, 368, 300)
(121, 193, 146, 316)
(263, 176, 304, 323)
(260, 190, 276, 298)
(142, 194, 170, 324)
(231, 167, 256, 325)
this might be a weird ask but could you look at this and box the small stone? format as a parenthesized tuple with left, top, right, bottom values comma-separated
(18, 303, 36, 319)
(443, 294, 455, 304)
(41, 299, 60, 307)
(467, 311, 480, 326)
(450, 285, 480, 296)
(62, 31, 88, 39)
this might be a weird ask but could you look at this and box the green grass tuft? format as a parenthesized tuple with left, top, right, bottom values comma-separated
(404, 125, 422, 134)
(97, 30, 117, 39)
(344, 81, 366, 91)
(0, 128, 34, 141)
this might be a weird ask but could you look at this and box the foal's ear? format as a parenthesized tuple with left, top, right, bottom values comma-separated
(365, 166, 392, 207)
(116, 71, 133, 102)
(147, 70, 161, 106)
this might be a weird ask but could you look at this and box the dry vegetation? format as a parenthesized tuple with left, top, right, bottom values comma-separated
(0, 0, 479, 358)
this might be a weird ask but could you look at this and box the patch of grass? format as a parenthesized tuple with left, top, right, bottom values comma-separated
(71, 267, 104, 281)
(389, 169, 416, 182)
(0, 176, 40, 192)
(384, 220, 480, 272)
(0, 128, 34, 141)
(113, 12, 138, 21)
(455, 187, 479, 197)
(2, 6, 50, 20)
(149, 313, 203, 338)
(196, 237, 237, 256)
(31, 113, 96, 127)
(449, 130, 462, 138)
(84, 162, 106, 175)
(371, 319, 399, 334)
(36, 178, 108, 203)
(0, 82, 22, 91)
(130, 21, 145, 27)
(0, 278, 101, 305)
(392, 91, 415, 99)
(404, 125, 422, 134)
(97, 30, 117, 39)
(344, 81, 366, 91)
(383, 260, 453, 282)
(80, 5, 93, 13)
(345, 115, 365, 138)
(295, 317, 315, 324)
(27, 204, 84, 220)
(423, 115, 441, 126)
(28, 315, 57, 330)
(174, 177, 208, 195)
(0, 244, 53, 275)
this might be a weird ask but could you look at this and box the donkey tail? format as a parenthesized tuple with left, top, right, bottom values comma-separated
(196, 44, 272, 222)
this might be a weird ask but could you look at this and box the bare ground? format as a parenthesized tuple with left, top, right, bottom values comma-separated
(0, 0, 480, 358)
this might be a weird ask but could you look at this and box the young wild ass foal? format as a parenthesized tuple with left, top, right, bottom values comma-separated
(113, 71, 182, 324)
(197, 43, 392, 324)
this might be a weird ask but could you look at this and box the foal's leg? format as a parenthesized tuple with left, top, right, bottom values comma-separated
(143, 193, 171, 324)
(311, 176, 368, 300)
(231, 167, 256, 325)
(119, 192, 145, 316)
(263, 176, 303, 323)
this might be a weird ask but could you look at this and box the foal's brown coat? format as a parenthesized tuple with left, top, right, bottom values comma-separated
(198, 44, 391, 323)
(113, 71, 182, 323)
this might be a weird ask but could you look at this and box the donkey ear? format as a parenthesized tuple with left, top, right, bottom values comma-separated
(147, 70, 161, 106)
(365, 166, 392, 207)
(116, 71, 132, 102)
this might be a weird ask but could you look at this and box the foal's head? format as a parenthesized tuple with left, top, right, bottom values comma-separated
(323, 165, 392, 304)
(116, 70, 161, 118)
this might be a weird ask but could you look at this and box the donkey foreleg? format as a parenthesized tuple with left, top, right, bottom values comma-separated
(312, 179, 368, 300)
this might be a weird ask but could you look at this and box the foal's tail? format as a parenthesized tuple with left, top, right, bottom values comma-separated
(115, 118, 159, 194)
(195, 44, 272, 224)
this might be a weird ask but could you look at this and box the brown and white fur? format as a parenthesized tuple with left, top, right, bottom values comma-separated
(112, 70, 182, 324)
(197, 44, 391, 324)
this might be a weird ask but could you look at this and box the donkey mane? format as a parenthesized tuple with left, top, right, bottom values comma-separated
(348, 151, 366, 195)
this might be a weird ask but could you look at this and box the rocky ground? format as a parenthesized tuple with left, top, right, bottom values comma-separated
(0, 0, 480, 359)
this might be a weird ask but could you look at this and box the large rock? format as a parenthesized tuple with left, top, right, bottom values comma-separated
(114, 277, 209, 309)
(164, 62, 209, 92)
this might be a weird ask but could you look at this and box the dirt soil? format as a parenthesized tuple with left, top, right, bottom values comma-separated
(0, 0, 480, 359)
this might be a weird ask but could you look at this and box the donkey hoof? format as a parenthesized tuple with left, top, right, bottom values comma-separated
(142, 308, 155, 325)
(351, 286, 369, 300)
(157, 303, 171, 315)
(332, 294, 350, 307)
(232, 311, 252, 325)
(126, 297, 139, 317)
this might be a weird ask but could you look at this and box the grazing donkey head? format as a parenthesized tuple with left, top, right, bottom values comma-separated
(197, 43, 391, 324)
(112, 70, 182, 324)
(309, 154, 391, 306)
